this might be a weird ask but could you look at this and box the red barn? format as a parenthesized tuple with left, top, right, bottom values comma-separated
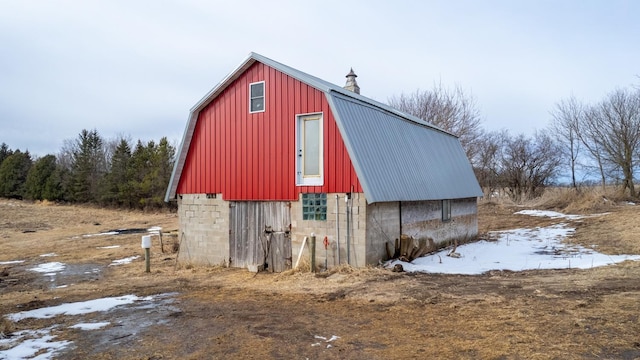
(166, 53, 482, 271)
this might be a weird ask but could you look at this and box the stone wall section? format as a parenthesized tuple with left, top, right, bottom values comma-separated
(366, 202, 401, 264)
(290, 192, 368, 269)
(177, 194, 229, 266)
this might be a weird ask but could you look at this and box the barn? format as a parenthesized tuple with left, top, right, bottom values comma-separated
(165, 52, 483, 272)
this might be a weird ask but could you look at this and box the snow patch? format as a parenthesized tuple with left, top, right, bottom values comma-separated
(514, 209, 584, 220)
(5, 295, 144, 322)
(0, 328, 71, 360)
(390, 223, 640, 275)
(96, 245, 120, 249)
(147, 226, 162, 234)
(0, 260, 24, 265)
(70, 322, 110, 330)
(29, 262, 65, 274)
(312, 334, 340, 348)
(109, 256, 140, 266)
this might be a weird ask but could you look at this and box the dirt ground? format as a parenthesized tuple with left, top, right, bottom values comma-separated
(2, 199, 640, 359)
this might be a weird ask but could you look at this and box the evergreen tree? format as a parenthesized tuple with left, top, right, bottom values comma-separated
(70, 129, 106, 203)
(25, 155, 59, 201)
(129, 140, 153, 208)
(103, 138, 133, 206)
(0, 150, 32, 199)
(0, 143, 13, 167)
(151, 137, 176, 206)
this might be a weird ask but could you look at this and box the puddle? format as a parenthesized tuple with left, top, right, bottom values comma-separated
(82, 227, 162, 238)
(2, 293, 180, 359)
(27, 262, 103, 290)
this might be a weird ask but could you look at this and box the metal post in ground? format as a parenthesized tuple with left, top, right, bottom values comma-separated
(310, 233, 316, 273)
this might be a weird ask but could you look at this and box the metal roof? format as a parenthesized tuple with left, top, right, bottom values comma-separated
(328, 92, 482, 202)
(165, 52, 482, 203)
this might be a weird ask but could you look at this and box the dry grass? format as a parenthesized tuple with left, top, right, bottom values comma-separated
(0, 317, 14, 339)
(3, 195, 640, 359)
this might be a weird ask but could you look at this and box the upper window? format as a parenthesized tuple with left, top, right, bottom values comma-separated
(296, 113, 323, 186)
(442, 199, 451, 222)
(249, 81, 265, 113)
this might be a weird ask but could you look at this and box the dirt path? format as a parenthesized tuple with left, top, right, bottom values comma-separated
(2, 200, 640, 359)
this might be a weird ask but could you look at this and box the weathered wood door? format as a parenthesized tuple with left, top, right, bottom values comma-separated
(229, 202, 292, 272)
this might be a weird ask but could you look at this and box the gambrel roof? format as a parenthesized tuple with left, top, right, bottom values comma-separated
(165, 52, 482, 203)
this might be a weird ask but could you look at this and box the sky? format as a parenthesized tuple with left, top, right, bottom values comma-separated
(1, 0, 639, 157)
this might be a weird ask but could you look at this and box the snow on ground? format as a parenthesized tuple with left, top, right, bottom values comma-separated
(147, 226, 162, 234)
(82, 231, 120, 238)
(513, 209, 592, 220)
(390, 211, 640, 275)
(70, 322, 110, 330)
(0, 328, 71, 360)
(29, 262, 65, 276)
(109, 256, 140, 266)
(0, 260, 24, 265)
(312, 335, 340, 348)
(39, 253, 57, 257)
(5, 295, 150, 322)
(96, 245, 120, 249)
(2, 294, 174, 359)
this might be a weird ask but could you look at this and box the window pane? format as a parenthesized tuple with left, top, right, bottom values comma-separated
(250, 98, 264, 112)
(442, 199, 451, 221)
(303, 118, 320, 176)
(250, 83, 264, 97)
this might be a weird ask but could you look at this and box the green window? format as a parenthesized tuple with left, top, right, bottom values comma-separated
(302, 193, 327, 220)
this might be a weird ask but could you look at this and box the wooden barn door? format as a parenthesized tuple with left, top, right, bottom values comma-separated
(229, 202, 292, 272)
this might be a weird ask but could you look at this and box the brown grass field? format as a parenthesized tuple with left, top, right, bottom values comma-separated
(2, 190, 640, 359)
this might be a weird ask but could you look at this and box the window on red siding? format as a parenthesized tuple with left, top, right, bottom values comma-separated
(249, 81, 265, 113)
(296, 113, 324, 186)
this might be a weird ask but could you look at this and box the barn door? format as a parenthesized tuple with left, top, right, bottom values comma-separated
(229, 202, 292, 272)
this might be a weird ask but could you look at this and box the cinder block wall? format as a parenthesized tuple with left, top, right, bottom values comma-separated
(366, 202, 401, 264)
(177, 194, 229, 266)
(401, 197, 478, 246)
(289, 192, 368, 269)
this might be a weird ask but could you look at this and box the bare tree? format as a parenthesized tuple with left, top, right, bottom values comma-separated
(501, 131, 562, 201)
(388, 82, 484, 162)
(580, 88, 640, 197)
(577, 106, 608, 190)
(550, 96, 583, 190)
(474, 130, 508, 197)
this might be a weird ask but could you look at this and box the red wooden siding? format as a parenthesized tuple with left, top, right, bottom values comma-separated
(176, 62, 363, 201)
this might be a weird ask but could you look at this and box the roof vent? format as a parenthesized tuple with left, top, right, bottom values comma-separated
(344, 68, 360, 94)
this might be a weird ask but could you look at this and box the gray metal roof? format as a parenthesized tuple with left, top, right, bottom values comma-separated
(165, 52, 482, 203)
(328, 92, 482, 202)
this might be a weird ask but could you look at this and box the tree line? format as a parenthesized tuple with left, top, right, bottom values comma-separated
(389, 81, 640, 201)
(0, 129, 175, 209)
(4, 81, 638, 206)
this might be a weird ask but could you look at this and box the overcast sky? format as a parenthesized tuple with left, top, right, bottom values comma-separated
(1, 0, 639, 157)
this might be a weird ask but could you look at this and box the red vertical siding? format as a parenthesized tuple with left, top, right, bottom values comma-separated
(176, 62, 363, 200)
